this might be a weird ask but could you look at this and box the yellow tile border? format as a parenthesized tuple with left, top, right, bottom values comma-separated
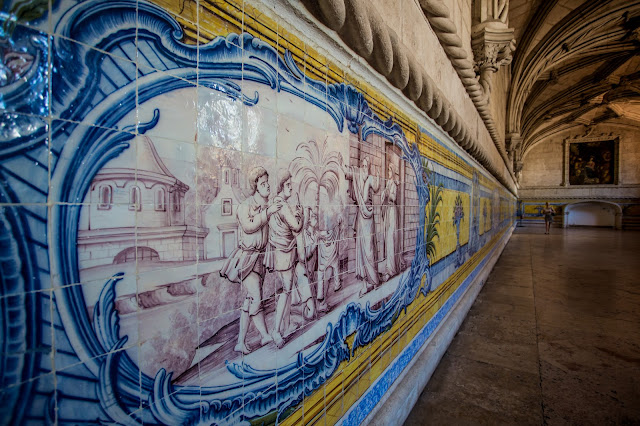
(282, 224, 511, 425)
(419, 132, 474, 179)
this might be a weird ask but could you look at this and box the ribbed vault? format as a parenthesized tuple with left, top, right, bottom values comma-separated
(507, 0, 640, 169)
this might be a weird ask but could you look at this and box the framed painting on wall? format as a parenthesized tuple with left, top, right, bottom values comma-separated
(564, 136, 619, 186)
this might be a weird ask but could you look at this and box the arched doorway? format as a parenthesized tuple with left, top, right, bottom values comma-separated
(563, 201, 621, 228)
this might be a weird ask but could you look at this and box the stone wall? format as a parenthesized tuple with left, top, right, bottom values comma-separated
(519, 124, 640, 230)
(520, 124, 640, 194)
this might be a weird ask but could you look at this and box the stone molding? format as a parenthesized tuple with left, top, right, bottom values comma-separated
(298, 0, 516, 193)
(518, 185, 640, 200)
(505, 132, 522, 171)
(418, 0, 512, 163)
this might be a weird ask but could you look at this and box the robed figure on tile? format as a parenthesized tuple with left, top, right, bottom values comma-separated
(343, 156, 380, 297)
(381, 163, 402, 281)
(220, 166, 282, 354)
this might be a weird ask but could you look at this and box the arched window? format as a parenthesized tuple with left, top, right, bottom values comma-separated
(155, 187, 166, 211)
(98, 185, 112, 210)
(129, 186, 141, 211)
(223, 169, 229, 184)
(113, 246, 159, 264)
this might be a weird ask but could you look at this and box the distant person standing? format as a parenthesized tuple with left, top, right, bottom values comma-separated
(542, 202, 555, 234)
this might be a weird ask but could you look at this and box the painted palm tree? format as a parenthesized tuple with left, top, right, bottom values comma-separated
(452, 194, 464, 266)
(422, 159, 443, 266)
(290, 139, 342, 210)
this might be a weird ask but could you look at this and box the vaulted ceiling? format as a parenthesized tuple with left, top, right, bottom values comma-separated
(507, 0, 640, 161)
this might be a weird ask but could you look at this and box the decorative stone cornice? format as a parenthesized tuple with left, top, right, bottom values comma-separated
(572, 130, 616, 141)
(418, 0, 512, 167)
(298, 0, 516, 193)
(518, 185, 640, 201)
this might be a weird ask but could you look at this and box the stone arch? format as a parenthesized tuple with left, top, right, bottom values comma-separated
(562, 200, 622, 229)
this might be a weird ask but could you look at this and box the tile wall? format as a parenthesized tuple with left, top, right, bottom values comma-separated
(0, 0, 516, 424)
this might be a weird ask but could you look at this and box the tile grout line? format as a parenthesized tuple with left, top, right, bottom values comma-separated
(529, 235, 547, 425)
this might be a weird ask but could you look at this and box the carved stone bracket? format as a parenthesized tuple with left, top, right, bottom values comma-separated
(505, 132, 522, 172)
(472, 20, 516, 96)
(514, 160, 524, 175)
(418, 0, 512, 171)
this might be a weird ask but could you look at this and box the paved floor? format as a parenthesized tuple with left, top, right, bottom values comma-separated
(404, 227, 640, 425)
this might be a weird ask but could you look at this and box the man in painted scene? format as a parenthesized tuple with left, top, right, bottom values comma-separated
(220, 166, 282, 354)
(316, 217, 342, 312)
(264, 169, 304, 348)
(343, 156, 380, 297)
(292, 207, 319, 319)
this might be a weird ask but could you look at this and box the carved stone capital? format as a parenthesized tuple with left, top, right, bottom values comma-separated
(471, 21, 516, 74)
(505, 132, 522, 163)
(514, 160, 524, 175)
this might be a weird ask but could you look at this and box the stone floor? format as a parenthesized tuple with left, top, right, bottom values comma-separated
(404, 227, 640, 425)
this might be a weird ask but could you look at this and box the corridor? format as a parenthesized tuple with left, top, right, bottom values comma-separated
(405, 227, 640, 425)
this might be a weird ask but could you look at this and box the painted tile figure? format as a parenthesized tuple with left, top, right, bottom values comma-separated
(219, 166, 281, 354)
(294, 207, 319, 317)
(343, 156, 380, 296)
(453, 194, 465, 266)
(264, 169, 303, 348)
(316, 217, 342, 312)
(381, 162, 402, 281)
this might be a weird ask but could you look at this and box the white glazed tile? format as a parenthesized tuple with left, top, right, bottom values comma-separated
(197, 85, 244, 151)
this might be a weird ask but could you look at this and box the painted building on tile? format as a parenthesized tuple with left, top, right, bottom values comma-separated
(0, 0, 638, 425)
(78, 135, 208, 269)
(202, 158, 244, 259)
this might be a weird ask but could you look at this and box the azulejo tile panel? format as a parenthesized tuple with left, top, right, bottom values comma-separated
(0, 0, 516, 424)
